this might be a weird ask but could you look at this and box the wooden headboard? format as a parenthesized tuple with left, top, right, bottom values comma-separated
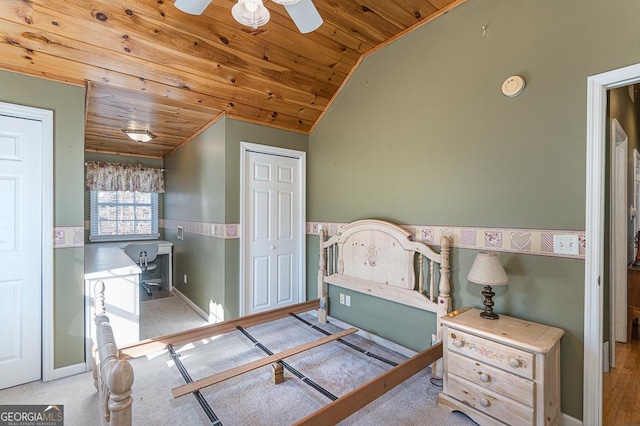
(317, 219, 451, 343)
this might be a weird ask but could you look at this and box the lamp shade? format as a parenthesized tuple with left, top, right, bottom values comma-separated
(467, 252, 508, 286)
(174, 0, 213, 15)
(232, 0, 270, 29)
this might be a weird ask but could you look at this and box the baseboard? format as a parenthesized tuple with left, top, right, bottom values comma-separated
(172, 289, 213, 323)
(563, 413, 581, 426)
(307, 310, 418, 358)
(51, 362, 88, 381)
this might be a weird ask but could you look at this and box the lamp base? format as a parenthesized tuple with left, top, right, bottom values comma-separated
(480, 285, 499, 320)
(480, 310, 500, 320)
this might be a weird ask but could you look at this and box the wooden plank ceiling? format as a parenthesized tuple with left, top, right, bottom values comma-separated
(0, 0, 465, 158)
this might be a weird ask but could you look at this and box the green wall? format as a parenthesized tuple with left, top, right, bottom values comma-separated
(163, 119, 227, 317)
(0, 69, 85, 368)
(307, 0, 640, 420)
(163, 118, 307, 320)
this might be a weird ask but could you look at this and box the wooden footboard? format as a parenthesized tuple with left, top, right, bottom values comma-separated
(92, 281, 134, 426)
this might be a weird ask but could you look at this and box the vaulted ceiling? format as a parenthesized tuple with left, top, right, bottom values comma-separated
(0, 0, 466, 158)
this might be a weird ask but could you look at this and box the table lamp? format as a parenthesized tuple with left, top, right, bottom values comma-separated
(467, 252, 509, 320)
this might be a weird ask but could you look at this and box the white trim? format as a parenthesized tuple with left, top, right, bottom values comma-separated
(562, 413, 582, 426)
(307, 311, 418, 358)
(172, 289, 213, 322)
(0, 102, 55, 383)
(52, 362, 87, 380)
(239, 142, 306, 317)
(585, 62, 640, 425)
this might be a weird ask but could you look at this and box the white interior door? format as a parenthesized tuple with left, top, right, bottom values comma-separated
(0, 113, 43, 389)
(242, 145, 305, 315)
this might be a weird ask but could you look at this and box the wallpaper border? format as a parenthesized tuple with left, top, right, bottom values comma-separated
(53, 226, 84, 249)
(71, 220, 586, 259)
(306, 222, 586, 260)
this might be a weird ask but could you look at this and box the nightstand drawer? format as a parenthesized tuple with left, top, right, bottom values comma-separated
(448, 373, 534, 425)
(448, 351, 534, 407)
(447, 328, 534, 380)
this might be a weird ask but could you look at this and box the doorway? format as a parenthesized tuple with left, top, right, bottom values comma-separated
(0, 101, 53, 388)
(239, 142, 306, 316)
(585, 63, 640, 425)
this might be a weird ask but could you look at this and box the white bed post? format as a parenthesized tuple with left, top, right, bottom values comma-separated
(318, 228, 328, 324)
(108, 360, 134, 426)
(437, 236, 452, 326)
(433, 236, 451, 378)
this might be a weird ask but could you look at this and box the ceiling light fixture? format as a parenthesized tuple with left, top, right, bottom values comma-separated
(232, 0, 270, 29)
(122, 129, 156, 143)
(174, 0, 322, 34)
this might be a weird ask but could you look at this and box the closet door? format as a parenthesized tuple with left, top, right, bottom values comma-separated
(242, 146, 305, 315)
(0, 112, 43, 389)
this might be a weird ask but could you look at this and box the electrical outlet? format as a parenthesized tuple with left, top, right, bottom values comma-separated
(177, 225, 184, 240)
(183, 274, 188, 284)
(339, 293, 345, 304)
(553, 235, 579, 255)
(345, 295, 351, 307)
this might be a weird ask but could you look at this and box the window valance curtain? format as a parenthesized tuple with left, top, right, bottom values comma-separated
(85, 161, 165, 193)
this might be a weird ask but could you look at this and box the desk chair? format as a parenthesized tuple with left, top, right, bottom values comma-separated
(124, 242, 161, 297)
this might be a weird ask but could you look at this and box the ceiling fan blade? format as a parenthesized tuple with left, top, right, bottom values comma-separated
(284, 0, 323, 33)
(174, 0, 212, 15)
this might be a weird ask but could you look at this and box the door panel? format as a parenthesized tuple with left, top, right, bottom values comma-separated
(0, 280, 21, 361)
(277, 254, 293, 304)
(245, 150, 302, 314)
(0, 114, 43, 389)
(252, 256, 270, 310)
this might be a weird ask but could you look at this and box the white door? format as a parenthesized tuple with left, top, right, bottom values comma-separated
(0, 113, 43, 389)
(242, 146, 305, 315)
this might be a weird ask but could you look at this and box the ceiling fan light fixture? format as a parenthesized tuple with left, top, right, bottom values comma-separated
(232, 0, 270, 29)
(122, 128, 156, 143)
(284, 0, 323, 33)
(271, 0, 302, 5)
(174, 0, 213, 15)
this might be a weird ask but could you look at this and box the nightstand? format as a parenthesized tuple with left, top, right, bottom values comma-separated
(438, 307, 564, 426)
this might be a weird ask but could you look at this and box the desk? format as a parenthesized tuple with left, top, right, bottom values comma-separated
(628, 264, 640, 341)
(84, 240, 174, 362)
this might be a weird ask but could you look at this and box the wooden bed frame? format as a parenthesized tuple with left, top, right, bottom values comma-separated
(317, 219, 451, 340)
(92, 219, 451, 425)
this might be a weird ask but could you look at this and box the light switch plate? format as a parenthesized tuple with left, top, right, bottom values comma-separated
(553, 235, 579, 255)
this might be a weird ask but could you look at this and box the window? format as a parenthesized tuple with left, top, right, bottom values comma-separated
(90, 190, 159, 241)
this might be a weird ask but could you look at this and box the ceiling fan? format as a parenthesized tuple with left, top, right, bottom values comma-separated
(174, 0, 323, 33)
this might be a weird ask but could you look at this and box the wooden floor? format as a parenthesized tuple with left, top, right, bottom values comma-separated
(603, 333, 640, 425)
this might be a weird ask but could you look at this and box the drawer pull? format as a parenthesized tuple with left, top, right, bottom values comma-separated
(479, 398, 490, 407)
(453, 339, 463, 348)
(480, 373, 490, 383)
(509, 358, 522, 368)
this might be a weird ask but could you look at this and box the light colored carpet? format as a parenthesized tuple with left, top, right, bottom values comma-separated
(0, 312, 477, 426)
(139, 293, 209, 340)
